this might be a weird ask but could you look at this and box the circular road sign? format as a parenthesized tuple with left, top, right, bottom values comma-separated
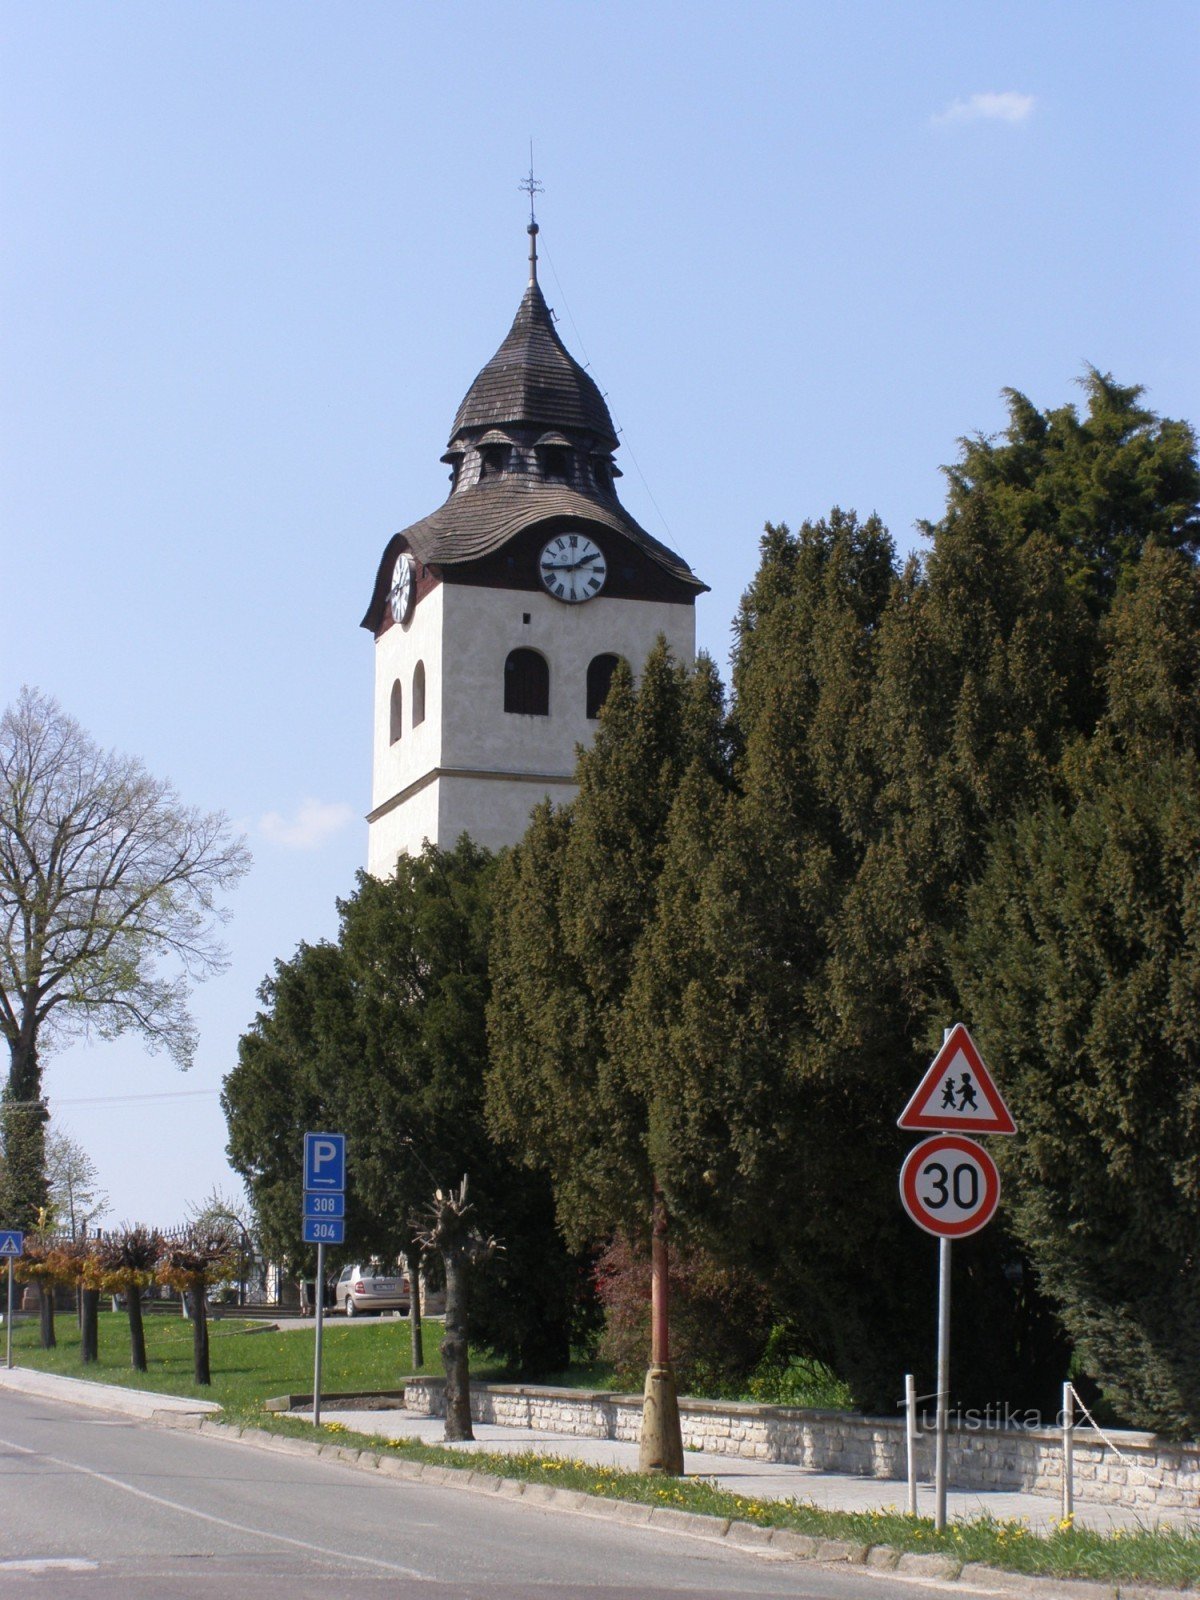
(900, 1134, 1000, 1239)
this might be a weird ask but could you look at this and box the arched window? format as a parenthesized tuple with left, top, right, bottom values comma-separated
(504, 648, 549, 716)
(586, 653, 623, 720)
(412, 660, 426, 727)
(389, 680, 403, 744)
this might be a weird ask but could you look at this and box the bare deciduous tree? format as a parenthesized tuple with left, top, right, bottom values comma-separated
(0, 687, 250, 1224)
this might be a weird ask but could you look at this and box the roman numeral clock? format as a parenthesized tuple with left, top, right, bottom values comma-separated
(360, 221, 707, 874)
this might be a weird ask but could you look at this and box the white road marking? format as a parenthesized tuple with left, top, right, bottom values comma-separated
(0, 1434, 431, 1580)
(0, 1560, 98, 1573)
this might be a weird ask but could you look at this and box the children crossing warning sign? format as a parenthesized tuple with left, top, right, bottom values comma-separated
(897, 1023, 1016, 1135)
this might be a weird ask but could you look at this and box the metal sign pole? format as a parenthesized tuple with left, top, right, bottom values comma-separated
(934, 1236, 951, 1531)
(5, 1259, 13, 1369)
(1061, 1380, 1075, 1521)
(904, 1372, 918, 1517)
(312, 1240, 325, 1428)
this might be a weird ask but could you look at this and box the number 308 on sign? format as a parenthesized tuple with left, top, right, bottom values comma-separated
(899, 1133, 1000, 1239)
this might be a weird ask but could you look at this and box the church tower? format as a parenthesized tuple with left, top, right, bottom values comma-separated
(361, 223, 706, 874)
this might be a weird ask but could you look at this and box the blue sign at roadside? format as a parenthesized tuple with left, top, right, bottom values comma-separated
(303, 1217, 345, 1246)
(303, 1191, 345, 1220)
(304, 1132, 345, 1192)
(0, 1231, 23, 1258)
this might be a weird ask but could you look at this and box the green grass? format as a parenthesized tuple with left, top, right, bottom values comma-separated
(7, 1309, 507, 1407)
(230, 1409, 1200, 1590)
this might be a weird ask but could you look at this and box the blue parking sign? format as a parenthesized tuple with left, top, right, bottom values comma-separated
(304, 1132, 345, 1192)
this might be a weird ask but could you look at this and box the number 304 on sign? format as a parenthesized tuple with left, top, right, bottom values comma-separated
(900, 1134, 1000, 1239)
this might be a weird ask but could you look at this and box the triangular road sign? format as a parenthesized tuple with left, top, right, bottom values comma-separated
(898, 1024, 1016, 1135)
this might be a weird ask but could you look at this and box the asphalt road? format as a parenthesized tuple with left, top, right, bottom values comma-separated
(0, 1389, 984, 1599)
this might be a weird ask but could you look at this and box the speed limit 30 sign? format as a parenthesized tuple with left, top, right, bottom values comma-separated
(899, 1133, 1000, 1239)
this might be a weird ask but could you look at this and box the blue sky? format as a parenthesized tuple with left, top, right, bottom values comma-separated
(3, 1, 1197, 1226)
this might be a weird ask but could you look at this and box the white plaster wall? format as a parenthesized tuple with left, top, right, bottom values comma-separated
(368, 577, 696, 872)
(367, 778, 441, 878)
(370, 584, 445, 813)
(437, 774, 579, 855)
(439, 585, 695, 776)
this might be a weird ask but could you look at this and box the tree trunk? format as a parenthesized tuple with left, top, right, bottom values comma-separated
(38, 1280, 56, 1350)
(80, 1287, 100, 1363)
(127, 1285, 147, 1372)
(441, 1246, 472, 1440)
(2, 1035, 49, 1229)
(407, 1239, 424, 1370)
(190, 1277, 211, 1384)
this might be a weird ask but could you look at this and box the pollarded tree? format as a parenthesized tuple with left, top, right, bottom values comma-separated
(157, 1221, 239, 1385)
(414, 1177, 500, 1441)
(0, 689, 250, 1227)
(96, 1226, 161, 1372)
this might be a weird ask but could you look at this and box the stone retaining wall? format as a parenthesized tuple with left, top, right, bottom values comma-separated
(402, 1379, 1199, 1511)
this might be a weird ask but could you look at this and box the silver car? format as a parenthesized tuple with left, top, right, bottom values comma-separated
(334, 1263, 410, 1316)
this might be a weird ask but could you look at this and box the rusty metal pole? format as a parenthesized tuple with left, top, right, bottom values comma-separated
(638, 1183, 683, 1475)
(651, 1193, 669, 1366)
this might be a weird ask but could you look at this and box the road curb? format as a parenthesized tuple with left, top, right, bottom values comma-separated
(3, 1375, 1187, 1598)
(168, 1416, 1188, 1597)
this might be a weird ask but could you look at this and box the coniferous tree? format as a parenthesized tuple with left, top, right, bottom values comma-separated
(624, 378, 1197, 1412)
(224, 840, 580, 1375)
(953, 546, 1200, 1434)
(486, 641, 729, 1249)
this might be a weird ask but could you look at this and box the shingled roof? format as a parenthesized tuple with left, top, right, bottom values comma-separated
(394, 480, 701, 585)
(362, 235, 705, 629)
(451, 281, 618, 449)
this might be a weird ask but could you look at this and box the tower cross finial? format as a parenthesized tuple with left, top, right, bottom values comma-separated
(519, 142, 543, 225)
(519, 142, 544, 287)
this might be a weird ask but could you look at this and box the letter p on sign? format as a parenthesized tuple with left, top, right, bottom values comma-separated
(304, 1131, 346, 1192)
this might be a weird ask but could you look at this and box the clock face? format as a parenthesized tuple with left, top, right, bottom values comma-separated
(539, 533, 607, 604)
(388, 553, 416, 625)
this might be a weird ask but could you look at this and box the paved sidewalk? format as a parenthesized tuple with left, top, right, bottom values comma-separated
(0, 1363, 219, 1418)
(313, 1401, 1199, 1536)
